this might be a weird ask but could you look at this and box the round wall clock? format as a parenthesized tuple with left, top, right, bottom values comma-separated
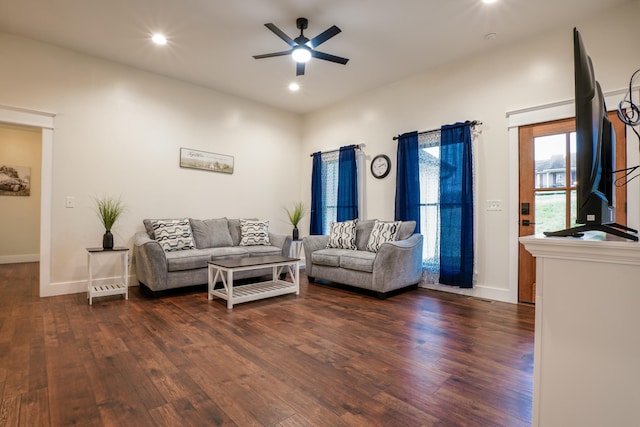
(371, 154, 391, 179)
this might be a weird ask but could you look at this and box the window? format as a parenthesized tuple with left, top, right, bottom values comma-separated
(417, 126, 475, 286)
(418, 132, 441, 282)
(319, 151, 339, 234)
(311, 147, 364, 235)
(396, 122, 474, 287)
(532, 130, 578, 234)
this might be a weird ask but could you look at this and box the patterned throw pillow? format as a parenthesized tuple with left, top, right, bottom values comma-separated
(326, 219, 358, 250)
(366, 220, 401, 252)
(239, 219, 271, 246)
(151, 218, 196, 252)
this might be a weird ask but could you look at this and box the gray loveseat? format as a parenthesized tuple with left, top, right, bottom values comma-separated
(134, 218, 291, 293)
(303, 219, 423, 298)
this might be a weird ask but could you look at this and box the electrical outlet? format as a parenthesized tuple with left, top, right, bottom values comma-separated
(65, 196, 76, 208)
(486, 200, 502, 211)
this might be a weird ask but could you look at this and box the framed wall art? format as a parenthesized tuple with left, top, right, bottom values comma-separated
(0, 164, 30, 196)
(179, 148, 234, 174)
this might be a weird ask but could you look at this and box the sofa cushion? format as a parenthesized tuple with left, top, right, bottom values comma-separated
(340, 250, 376, 273)
(190, 218, 233, 248)
(397, 220, 416, 240)
(151, 218, 196, 252)
(355, 219, 376, 251)
(326, 219, 358, 250)
(227, 218, 242, 246)
(366, 220, 401, 253)
(311, 248, 346, 267)
(239, 219, 271, 246)
(201, 247, 249, 261)
(166, 247, 250, 271)
(165, 250, 212, 272)
(243, 245, 282, 256)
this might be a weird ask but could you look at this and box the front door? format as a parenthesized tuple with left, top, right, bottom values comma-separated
(518, 113, 627, 303)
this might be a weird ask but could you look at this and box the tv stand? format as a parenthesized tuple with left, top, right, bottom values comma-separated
(544, 222, 638, 241)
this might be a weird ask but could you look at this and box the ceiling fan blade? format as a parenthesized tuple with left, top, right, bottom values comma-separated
(311, 50, 349, 65)
(264, 23, 296, 47)
(296, 62, 305, 76)
(253, 50, 292, 60)
(309, 25, 341, 48)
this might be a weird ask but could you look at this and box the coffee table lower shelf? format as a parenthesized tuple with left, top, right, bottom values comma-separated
(209, 280, 297, 307)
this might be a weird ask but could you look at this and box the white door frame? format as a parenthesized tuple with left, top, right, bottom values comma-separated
(0, 104, 55, 297)
(507, 89, 640, 302)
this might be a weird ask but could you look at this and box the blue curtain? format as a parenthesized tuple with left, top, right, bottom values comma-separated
(336, 145, 358, 221)
(310, 152, 324, 235)
(439, 122, 474, 288)
(394, 131, 421, 233)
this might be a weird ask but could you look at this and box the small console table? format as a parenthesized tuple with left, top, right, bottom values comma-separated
(86, 247, 129, 305)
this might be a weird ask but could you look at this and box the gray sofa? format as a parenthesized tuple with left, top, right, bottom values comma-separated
(134, 217, 291, 293)
(303, 219, 423, 298)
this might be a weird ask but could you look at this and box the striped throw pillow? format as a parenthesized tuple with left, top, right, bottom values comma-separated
(366, 220, 401, 252)
(239, 219, 271, 246)
(152, 218, 196, 252)
(326, 219, 358, 250)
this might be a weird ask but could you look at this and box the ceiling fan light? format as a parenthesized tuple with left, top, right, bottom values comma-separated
(292, 47, 311, 63)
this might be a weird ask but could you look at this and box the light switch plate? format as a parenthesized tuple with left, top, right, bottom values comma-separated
(486, 200, 502, 211)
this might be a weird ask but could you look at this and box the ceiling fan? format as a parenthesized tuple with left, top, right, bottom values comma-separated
(253, 17, 349, 76)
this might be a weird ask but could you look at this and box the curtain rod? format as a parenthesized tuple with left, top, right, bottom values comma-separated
(392, 120, 482, 141)
(309, 143, 363, 157)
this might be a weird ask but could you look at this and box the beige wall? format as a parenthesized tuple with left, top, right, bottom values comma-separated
(0, 1, 638, 299)
(0, 124, 41, 262)
(0, 33, 302, 295)
(300, 0, 640, 302)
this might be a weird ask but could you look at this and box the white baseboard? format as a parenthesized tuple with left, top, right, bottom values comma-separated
(0, 253, 39, 264)
(41, 274, 138, 297)
(419, 282, 516, 304)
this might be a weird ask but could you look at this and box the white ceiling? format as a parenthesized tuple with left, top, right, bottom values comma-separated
(0, 0, 628, 114)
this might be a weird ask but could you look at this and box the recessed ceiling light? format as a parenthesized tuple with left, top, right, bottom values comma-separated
(151, 33, 167, 45)
(289, 82, 300, 91)
(483, 0, 497, 3)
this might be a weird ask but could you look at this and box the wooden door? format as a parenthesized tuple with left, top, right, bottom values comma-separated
(518, 113, 627, 303)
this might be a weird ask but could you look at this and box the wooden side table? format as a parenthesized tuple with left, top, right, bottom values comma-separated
(86, 247, 129, 305)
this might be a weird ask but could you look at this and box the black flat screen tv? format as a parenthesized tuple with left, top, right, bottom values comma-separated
(544, 28, 637, 240)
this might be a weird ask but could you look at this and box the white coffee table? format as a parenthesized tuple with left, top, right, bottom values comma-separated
(207, 255, 299, 309)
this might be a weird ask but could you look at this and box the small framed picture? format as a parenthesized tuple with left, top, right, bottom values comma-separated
(0, 164, 31, 196)
(179, 148, 234, 174)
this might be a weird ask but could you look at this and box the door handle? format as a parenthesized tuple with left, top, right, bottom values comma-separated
(521, 219, 536, 226)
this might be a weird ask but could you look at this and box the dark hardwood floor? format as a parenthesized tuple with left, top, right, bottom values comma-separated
(0, 262, 534, 426)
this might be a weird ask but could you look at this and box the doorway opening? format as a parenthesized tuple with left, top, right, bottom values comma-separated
(0, 105, 55, 297)
(0, 123, 42, 264)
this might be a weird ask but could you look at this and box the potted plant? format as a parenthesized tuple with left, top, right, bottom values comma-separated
(94, 196, 125, 250)
(284, 202, 306, 241)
